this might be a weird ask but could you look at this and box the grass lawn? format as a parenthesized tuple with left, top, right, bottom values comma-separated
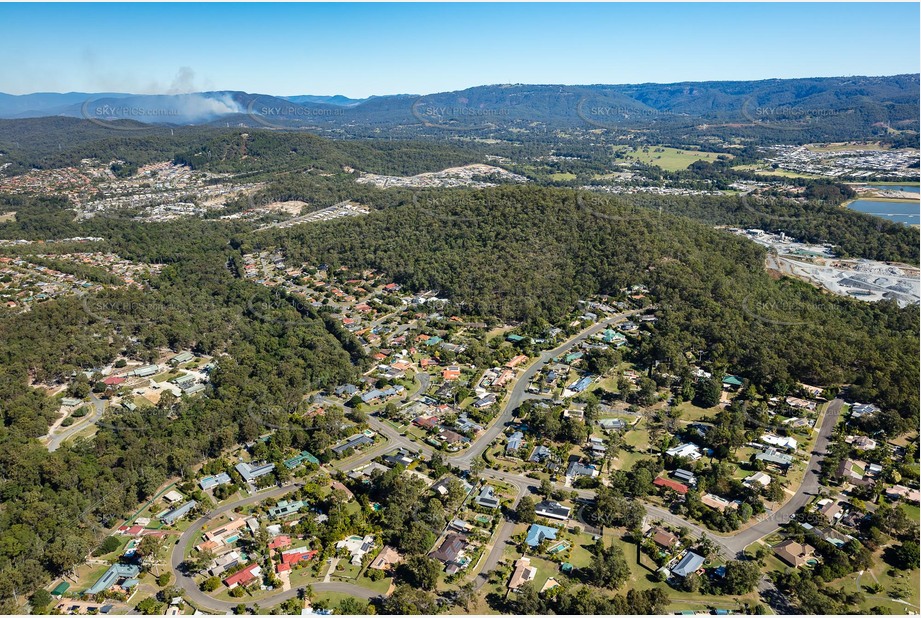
(829, 555, 920, 614)
(674, 401, 719, 423)
(807, 141, 885, 153)
(744, 541, 791, 575)
(616, 146, 727, 172)
(753, 169, 824, 179)
(71, 562, 113, 594)
(901, 503, 920, 524)
(314, 590, 370, 609)
(548, 172, 577, 181)
(612, 449, 653, 473)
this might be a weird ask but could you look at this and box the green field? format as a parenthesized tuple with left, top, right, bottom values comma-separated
(617, 146, 727, 171)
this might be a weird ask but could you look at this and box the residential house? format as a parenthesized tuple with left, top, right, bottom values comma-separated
(506, 431, 524, 454)
(160, 501, 197, 526)
(756, 448, 794, 470)
(525, 524, 558, 548)
(203, 518, 247, 542)
(773, 540, 815, 568)
(284, 451, 320, 469)
(847, 435, 878, 451)
(670, 552, 705, 578)
(369, 546, 403, 571)
(721, 375, 743, 389)
(208, 551, 241, 577)
(475, 486, 501, 510)
(650, 528, 679, 550)
(653, 477, 688, 495)
(744, 472, 772, 489)
(163, 490, 185, 504)
(672, 469, 697, 486)
(761, 434, 798, 451)
(223, 563, 262, 589)
(817, 499, 843, 524)
(598, 418, 627, 431)
(235, 461, 275, 483)
(438, 429, 468, 447)
(473, 394, 497, 409)
(850, 403, 880, 419)
(336, 535, 375, 566)
(332, 434, 374, 455)
(269, 500, 306, 519)
(383, 448, 416, 468)
(886, 485, 921, 503)
(430, 533, 468, 572)
(85, 564, 141, 596)
(170, 351, 195, 365)
(701, 494, 738, 513)
(199, 473, 232, 491)
(566, 460, 598, 479)
(508, 557, 537, 591)
(666, 443, 702, 461)
(534, 501, 571, 521)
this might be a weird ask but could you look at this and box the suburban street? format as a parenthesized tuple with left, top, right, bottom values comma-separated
(167, 306, 844, 612)
(170, 483, 378, 613)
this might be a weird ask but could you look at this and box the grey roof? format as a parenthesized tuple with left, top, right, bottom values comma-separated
(160, 500, 197, 525)
(756, 448, 794, 466)
(235, 461, 275, 482)
(535, 500, 571, 520)
(86, 563, 141, 595)
(566, 461, 597, 478)
(671, 552, 705, 578)
(199, 473, 232, 490)
(475, 486, 500, 509)
(332, 434, 374, 454)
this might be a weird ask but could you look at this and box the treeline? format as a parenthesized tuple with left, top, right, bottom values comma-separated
(621, 192, 919, 265)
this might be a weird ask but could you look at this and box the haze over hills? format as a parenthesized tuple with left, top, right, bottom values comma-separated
(1, 74, 917, 142)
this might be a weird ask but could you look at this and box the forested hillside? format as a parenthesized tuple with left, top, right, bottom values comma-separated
(260, 185, 919, 419)
(0, 223, 362, 610)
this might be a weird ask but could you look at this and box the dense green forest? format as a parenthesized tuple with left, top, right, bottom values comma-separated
(0, 222, 363, 610)
(259, 185, 918, 420)
(0, 118, 483, 177)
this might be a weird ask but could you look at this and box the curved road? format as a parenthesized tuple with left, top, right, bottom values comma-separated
(170, 483, 378, 613)
(46, 394, 106, 452)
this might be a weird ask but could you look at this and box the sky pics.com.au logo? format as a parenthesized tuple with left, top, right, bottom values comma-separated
(81, 99, 181, 131)
(246, 99, 345, 129)
(740, 96, 851, 131)
(576, 96, 681, 130)
(411, 96, 510, 131)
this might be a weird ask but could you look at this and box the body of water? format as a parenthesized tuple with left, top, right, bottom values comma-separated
(848, 199, 920, 226)
(867, 184, 920, 194)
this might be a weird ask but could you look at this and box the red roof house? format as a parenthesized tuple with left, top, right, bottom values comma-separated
(653, 477, 689, 495)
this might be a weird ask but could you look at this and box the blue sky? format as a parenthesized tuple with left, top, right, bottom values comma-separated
(0, 3, 918, 97)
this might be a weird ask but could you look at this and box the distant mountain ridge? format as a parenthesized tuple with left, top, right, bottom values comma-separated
(0, 75, 917, 141)
(281, 94, 371, 107)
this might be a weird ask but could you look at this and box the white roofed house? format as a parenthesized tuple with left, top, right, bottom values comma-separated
(665, 443, 702, 461)
(336, 535, 375, 566)
(744, 472, 772, 489)
(760, 433, 797, 451)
